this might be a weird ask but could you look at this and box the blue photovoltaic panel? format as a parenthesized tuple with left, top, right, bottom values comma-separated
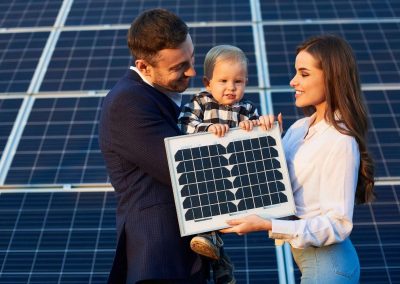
(0, 32, 49, 93)
(0, 191, 281, 283)
(5, 97, 108, 185)
(0, 99, 23, 161)
(40, 26, 258, 92)
(271, 90, 400, 178)
(0, 191, 115, 284)
(261, 0, 400, 20)
(264, 22, 400, 86)
(0, 0, 62, 28)
(364, 90, 400, 177)
(65, 0, 251, 26)
(351, 184, 400, 283)
(40, 30, 130, 92)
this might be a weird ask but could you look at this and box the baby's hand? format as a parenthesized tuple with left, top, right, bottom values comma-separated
(208, 124, 229, 137)
(239, 120, 257, 131)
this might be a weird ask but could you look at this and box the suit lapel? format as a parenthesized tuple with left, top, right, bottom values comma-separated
(125, 70, 181, 126)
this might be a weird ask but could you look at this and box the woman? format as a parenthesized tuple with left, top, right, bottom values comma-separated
(221, 34, 375, 283)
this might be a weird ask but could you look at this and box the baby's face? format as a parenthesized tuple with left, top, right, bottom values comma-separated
(204, 59, 247, 106)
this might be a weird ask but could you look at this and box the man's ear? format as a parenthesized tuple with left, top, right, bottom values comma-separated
(135, 59, 151, 75)
(202, 76, 211, 92)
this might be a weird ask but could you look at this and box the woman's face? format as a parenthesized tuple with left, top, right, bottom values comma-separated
(289, 50, 327, 112)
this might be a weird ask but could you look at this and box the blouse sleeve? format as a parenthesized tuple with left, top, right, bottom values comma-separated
(269, 136, 360, 248)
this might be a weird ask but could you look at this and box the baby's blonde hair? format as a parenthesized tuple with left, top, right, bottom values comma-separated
(203, 45, 248, 79)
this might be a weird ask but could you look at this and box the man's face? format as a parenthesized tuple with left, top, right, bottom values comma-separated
(148, 35, 196, 93)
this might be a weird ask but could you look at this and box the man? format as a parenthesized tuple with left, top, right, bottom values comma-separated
(99, 8, 208, 284)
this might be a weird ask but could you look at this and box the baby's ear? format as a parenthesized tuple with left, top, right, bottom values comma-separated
(202, 76, 211, 90)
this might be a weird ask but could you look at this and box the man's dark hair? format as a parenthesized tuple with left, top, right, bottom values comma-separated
(127, 8, 189, 65)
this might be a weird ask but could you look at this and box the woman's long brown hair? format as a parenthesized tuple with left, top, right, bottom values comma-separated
(297, 34, 375, 204)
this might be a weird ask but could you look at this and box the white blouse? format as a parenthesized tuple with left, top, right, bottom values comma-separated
(269, 115, 360, 248)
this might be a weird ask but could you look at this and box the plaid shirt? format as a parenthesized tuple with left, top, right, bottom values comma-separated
(178, 91, 259, 134)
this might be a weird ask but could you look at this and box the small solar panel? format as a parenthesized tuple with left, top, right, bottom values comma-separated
(165, 124, 295, 236)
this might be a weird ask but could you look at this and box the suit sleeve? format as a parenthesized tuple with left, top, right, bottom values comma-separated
(107, 89, 180, 186)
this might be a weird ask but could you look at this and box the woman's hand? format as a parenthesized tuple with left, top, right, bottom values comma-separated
(258, 113, 283, 133)
(220, 214, 272, 235)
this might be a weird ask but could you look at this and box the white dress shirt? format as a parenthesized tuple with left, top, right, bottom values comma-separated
(269, 114, 360, 248)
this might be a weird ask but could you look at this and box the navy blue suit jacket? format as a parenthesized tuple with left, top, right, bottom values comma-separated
(99, 70, 203, 283)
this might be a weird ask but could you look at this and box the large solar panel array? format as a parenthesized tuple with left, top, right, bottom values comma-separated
(0, 0, 399, 283)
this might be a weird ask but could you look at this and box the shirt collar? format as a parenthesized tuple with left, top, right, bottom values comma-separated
(304, 113, 331, 140)
(130, 66, 182, 107)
